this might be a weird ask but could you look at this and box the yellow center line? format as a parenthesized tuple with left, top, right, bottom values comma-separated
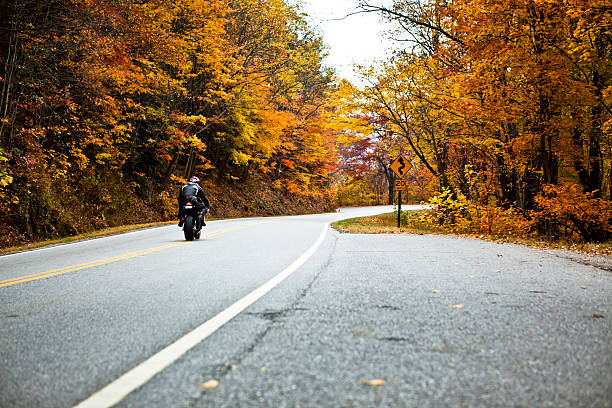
(1, 221, 269, 288)
(0, 242, 187, 287)
(0, 242, 183, 285)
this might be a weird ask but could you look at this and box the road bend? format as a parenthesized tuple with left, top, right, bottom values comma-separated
(0, 206, 392, 407)
(1, 205, 611, 408)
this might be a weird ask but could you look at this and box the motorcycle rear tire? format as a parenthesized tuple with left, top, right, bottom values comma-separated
(184, 215, 195, 241)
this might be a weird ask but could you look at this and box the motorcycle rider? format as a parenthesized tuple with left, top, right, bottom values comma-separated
(177, 176, 210, 227)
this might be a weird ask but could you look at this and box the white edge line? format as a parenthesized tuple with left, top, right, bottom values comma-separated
(73, 222, 331, 408)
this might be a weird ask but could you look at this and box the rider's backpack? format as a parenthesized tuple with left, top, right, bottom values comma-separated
(180, 183, 199, 201)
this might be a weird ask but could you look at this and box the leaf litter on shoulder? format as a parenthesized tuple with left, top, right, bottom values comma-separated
(331, 211, 612, 257)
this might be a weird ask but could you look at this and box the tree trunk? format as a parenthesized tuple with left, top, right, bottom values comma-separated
(498, 154, 514, 209)
(435, 138, 455, 197)
(0, 3, 21, 146)
(387, 170, 395, 205)
(161, 151, 180, 186)
(522, 167, 540, 211)
(184, 148, 195, 180)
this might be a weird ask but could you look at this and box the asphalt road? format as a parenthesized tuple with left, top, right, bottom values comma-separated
(1, 206, 611, 408)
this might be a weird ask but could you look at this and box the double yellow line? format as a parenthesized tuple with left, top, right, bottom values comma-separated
(1, 222, 265, 288)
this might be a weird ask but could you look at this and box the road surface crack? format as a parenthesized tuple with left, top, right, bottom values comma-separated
(376, 305, 401, 311)
(189, 231, 339, 407)
(245, 307, 309, 321)
(376, 336, 413, 343)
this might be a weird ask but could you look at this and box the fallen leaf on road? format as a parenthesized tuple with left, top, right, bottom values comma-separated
(451, 304, 464, 309)
(592, 313, 604, 318)
(432, 290, 440, 293)
(497, 254, 503, 257)
(580, 286, 588, 289)
(361, 379, 386, 386)
(260, 366, 268, 372)
(201, 380, 219, 389)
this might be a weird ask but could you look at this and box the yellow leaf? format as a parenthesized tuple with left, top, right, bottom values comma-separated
(432, 290, 441, 293)
(451, 304, 464, 309)
(200, 379, 219, 389)
(361, 379, 386, 386)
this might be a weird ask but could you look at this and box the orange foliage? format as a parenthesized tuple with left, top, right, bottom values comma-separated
(422, 189, 534, 237)
(0, 0, 337, 247)
(535, 185, 612, 242)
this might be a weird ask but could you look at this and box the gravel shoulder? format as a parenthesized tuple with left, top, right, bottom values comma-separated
(547, 249, 612, 272)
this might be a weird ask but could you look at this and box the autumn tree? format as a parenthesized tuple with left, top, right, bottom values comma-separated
(350, 0, 611, 240)
(0, 0, 337, 247)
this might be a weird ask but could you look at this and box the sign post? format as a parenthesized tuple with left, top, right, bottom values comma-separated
(389, 155, 412, 228)
(398, 188, 402, 228)
(394, 179, 407, 227)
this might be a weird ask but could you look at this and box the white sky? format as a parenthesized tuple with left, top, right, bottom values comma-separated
(296, 0, 395, 83)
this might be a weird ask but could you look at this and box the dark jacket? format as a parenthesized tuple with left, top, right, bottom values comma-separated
(178, 182, 210, 208)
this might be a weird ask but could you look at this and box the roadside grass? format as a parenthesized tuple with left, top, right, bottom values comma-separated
(333, 211, 441, 235)
(332, 211, 612, 256)
(0, 221, 176, 255)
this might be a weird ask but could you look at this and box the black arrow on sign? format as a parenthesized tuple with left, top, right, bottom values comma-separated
(398, 156, 406, 174)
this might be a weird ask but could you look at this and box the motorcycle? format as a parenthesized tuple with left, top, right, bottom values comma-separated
(181, 198, 205, 241)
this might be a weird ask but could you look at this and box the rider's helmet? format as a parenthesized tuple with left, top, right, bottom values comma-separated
(189, 176, 200, 183)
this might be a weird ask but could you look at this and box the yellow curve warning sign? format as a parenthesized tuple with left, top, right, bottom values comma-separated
(389, 154, 412, 178)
